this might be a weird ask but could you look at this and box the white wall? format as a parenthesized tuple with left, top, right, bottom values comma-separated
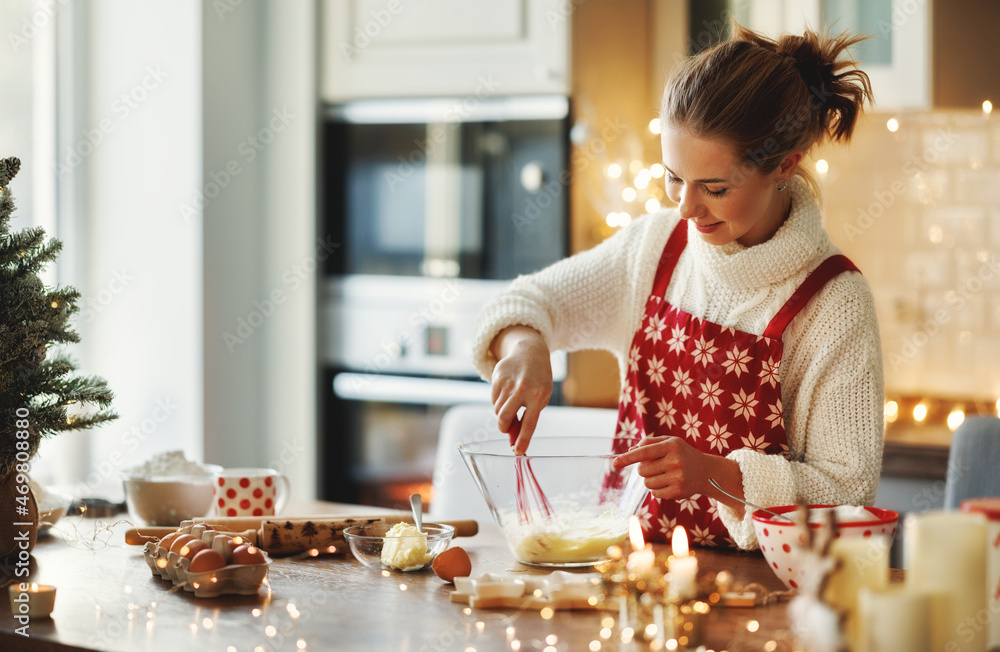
(202, 1, 318, 500)
(36, 0, 318, 503)
(36, 0, 204, 496)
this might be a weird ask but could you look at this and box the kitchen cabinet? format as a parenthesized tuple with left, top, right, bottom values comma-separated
(321, 0, 570, 101)
(730, 0, 1000, 110)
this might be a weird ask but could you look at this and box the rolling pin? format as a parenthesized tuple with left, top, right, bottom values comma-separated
(125, 515, 478, 555)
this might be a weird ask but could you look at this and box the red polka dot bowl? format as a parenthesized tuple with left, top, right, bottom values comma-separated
(122, 465, 223, 526)
(752, 504, 899, 590)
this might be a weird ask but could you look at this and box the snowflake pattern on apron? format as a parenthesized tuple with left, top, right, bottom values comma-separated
(613, 220, 858, 549)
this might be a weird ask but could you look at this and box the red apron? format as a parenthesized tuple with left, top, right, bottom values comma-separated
(613, 220, 858, 548)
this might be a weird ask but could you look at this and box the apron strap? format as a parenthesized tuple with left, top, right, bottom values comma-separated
(763, 254, 860, 339)
(651, 220, 689, 298)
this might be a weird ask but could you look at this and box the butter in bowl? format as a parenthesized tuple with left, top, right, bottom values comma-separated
(343, 522, 454, 571)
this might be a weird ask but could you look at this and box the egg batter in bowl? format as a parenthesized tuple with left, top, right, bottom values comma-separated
(501, 509, 630, 567)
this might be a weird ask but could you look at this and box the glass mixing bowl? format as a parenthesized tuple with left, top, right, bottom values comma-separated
(459, 436, 648, 567)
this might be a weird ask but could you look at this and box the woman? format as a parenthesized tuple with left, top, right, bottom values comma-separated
(471, 23, 884, 550)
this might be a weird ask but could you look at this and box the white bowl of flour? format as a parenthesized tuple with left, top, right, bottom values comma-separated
(122, 451, 222, 526)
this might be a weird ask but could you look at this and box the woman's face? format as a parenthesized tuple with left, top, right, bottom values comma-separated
(660, 123, 795, 247)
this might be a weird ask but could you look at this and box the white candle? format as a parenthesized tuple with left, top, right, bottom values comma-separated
(625, 516, 655, 576)
(961, 497, 1000, 650)
(857, 586, 931, 652)
(825, 535, 890, 646)
(905, 510, 988, 652)
(653, 603, 665, 643)
(8, 583, 56, 618)
(669, 526, 698, 599)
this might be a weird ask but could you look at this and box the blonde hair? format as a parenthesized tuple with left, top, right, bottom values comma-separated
(661, 21, 873, 193)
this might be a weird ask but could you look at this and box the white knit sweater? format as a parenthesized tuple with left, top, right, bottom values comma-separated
(471, 177, 885, 549)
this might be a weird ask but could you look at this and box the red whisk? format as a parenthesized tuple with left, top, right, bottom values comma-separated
(508, 416, 553, 524)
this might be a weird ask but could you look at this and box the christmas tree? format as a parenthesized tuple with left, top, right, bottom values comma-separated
(0, 156, 117, 479)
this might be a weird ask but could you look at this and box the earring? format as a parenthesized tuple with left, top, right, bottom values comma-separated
(776, 179, 787, 192)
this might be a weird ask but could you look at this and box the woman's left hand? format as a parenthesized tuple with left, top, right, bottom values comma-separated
(611, 436, 710, 500)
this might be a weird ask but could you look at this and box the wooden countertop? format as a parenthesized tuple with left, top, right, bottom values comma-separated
(1, 503, 903, 651)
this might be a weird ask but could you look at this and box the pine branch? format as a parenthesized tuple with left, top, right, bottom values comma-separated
(0, 153, 118, 479)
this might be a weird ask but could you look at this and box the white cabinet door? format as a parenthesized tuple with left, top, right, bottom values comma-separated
(730, 0, 930, 109)
(321, 0, 570, 101)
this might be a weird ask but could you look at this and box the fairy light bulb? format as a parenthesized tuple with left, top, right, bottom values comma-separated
(648, 118, 662, 135)
(884, 400, 899, 423)
(887, 117, 900, 132)
(622, 187, 637, 202)
(607, 163, 622, 179)
(815, 159, 829, 174)
(912, 402, 928, 423)
(984, 100, 993, 115)
(645, 198, 660, 213)
(650, 163, 665, 179)
(947, 408, 965, 431)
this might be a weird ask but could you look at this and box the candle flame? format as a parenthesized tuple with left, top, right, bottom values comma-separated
(671, 525, 690, 557)
(29, 583, 38, 592)
(628, 515, 645, 550)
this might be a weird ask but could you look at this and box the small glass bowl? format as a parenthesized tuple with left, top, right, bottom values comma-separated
(343, 522, 455, 571)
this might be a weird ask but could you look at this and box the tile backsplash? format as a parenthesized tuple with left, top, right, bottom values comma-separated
(815, 110, 999, 400)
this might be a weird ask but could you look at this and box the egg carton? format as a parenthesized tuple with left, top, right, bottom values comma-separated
(141, 525, 270, 598)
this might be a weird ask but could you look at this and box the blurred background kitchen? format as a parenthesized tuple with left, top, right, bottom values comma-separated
(3, 0, 998, 530)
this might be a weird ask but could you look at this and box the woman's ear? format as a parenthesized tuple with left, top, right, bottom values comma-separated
(778, 151, 803, 180)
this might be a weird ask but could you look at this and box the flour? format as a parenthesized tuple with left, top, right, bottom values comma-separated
(128, 450, 212, 476)
(807, 505, 876, 524)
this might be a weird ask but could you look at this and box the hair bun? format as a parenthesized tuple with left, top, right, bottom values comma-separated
(765, 27, 873, 144)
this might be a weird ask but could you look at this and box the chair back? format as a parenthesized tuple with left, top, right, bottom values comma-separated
(428, 403, 619, 521)
(944, 415, 1000, 509)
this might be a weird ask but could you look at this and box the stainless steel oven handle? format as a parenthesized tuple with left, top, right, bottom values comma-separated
(333, 373, 492, 406)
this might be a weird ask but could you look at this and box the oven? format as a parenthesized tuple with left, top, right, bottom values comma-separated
(318, 96, 570, 510)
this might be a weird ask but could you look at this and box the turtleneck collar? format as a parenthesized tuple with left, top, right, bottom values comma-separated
(686, 176, 833, 291)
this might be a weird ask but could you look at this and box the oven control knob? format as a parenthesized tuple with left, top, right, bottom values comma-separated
(520, 162, 545, 193)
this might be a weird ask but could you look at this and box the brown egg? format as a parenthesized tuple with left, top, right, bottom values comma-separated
(169, 534, 197, 554)
(178, 540, 210, 560)
(188, 549, 227, 573)
(231, 544, 266, 565)
(155, 531, 183, 555)
(432, 546, 472, 584)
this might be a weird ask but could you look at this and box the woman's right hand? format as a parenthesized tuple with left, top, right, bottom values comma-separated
(489, 326, 552, 455)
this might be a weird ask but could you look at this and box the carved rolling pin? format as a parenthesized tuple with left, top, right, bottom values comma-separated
(126, 515, 478, 555)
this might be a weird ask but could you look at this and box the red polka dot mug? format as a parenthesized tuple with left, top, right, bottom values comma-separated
(213, 468, 289, 518)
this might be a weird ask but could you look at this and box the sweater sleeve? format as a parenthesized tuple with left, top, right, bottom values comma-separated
(471, 213, 675, 380)
(715, 272, 885, 549)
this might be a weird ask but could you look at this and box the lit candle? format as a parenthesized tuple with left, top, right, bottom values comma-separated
(8, 583, 57, 618)
(825, 534, 890, 647)
(625, 516, 654, 577)
(669, 526, 698, 599)
(905, 510, 987, 652)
